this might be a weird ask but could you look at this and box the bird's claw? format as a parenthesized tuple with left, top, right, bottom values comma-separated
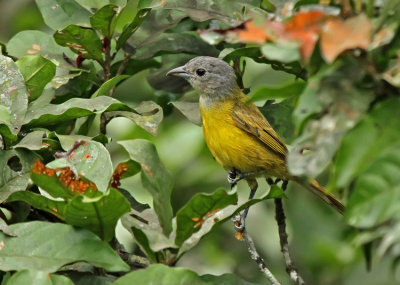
(227, 168, 239, 188)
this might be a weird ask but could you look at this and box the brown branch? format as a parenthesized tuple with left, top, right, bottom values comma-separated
(233, 214, 281, 285)
(274, 197, 305, 285)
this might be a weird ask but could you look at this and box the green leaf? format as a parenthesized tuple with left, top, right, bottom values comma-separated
(116, 8, 151, 50)
(330, 98, 400, 191)
(261, 42, 301, 63)
(345, 147, 400, 228)
(0, 221, 129, 272)
(6, 31, 76, 88)
(54, 25, 104, 62)
(223, 47, 306, 80)
(76, 0, 127, 11)
(23, 96, 130, 127)
(16, 55, 56, 101)
(175, 188, 238, 246)
(0, 55, 28, 138)
(121, 209, 175, 260)
(13, 130, 45, 150)
(171, 101, 202, 126)
(110, 58, 161, 76)
(0, 217, 17, 237)
(113, 263, 259, 285)
(0, 149, 40, 203)
(178, 186, 284, 257)
(64, 188, 130, 241)
(106, 101, 163, 136)
(147, 0, 259, 25)
(6, 270, 74, 285)
(35, 0, 91, 30)
(133, 33, 219, 60)
(247, 80, 306, 103)
(118, 139, 173, 236)
(289, 63, 372, 177)
(47, 140, 114, 192)
(328, 98, 400, 227)
(91, 75, 130, 97)
(90, 4, 119, 38)
(10, 188, 130, 242)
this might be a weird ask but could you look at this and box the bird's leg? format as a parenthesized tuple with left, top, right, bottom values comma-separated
(227, 168, 263, 189)
(235, 178, 258, 232)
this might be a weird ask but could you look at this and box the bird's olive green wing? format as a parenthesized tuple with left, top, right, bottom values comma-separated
(231, 102, 287, 157)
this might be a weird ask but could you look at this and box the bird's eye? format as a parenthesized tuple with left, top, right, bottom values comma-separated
(196, 68, 206, 76)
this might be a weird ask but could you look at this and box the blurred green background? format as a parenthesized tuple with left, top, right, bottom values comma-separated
(1, 1, 398, 284)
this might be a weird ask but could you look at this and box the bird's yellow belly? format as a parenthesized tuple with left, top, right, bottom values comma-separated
(200, 102, 285, 176)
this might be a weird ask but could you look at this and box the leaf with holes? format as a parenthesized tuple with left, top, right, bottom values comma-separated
(0, 149, 40, 203)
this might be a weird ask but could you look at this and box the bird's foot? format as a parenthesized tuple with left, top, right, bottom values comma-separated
(227, 169, 263, 189)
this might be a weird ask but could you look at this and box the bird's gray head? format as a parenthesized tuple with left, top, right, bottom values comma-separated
(166, 56, 239, 99)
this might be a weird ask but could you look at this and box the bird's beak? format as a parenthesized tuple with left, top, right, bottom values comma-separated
(166, 66, 190, 79)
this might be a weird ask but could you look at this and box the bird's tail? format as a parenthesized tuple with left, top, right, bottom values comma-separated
(293, 178, 345, 214)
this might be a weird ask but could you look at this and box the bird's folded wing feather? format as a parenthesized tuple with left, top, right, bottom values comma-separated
(231, 102, 287, 157)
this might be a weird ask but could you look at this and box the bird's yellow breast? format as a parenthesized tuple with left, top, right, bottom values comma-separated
(200, 98, 284, 176)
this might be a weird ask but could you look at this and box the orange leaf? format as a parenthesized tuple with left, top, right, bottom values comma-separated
(321, 14, 372, 63)
(237, 21, 270, 44)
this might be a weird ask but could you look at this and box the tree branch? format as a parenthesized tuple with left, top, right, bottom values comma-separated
(274, 195, 305, 285)
(233, 214, 281, 285)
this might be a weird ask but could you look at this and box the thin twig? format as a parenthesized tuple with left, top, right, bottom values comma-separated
(233, 214, 281, 285)
(274, 197, 305, 285)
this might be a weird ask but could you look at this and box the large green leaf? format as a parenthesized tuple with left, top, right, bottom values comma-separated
(345, 147, 400, 228)
(16, 55, 56, 101)
(261, 42, 301, 63)
(23, 96, 130, 127)
(118, 139, 173, 236)
(330, 97, 400, 190)
(113, 263, 259, 285)
(0, 55, 28, 140)
(175, 188, 238, 246)
(90, 4, 119, 38)
(47, 140, 114, 192)
(0, 149, 40, 203)
(10, 188, 130, 242)
(178, 185, 284, 257)
(0, 221, 129, 272)
(54, 25, 104, 62)
(6, 270, 74, 285)
(35, 0, 91, 30)
(13, 130, 46, 150)
(328, 98, 400, 227)
(288, 63, 372, 177)
(6, 31, 77, 88)
(106, 101, 163, 136)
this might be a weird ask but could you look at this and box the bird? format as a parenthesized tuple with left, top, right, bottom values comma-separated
(167, 56, 344, 229)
